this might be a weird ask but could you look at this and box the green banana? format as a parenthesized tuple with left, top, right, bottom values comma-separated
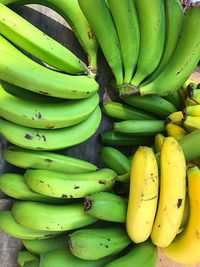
(0, 106, 101, 151)
(102, 101, 157, 121)
(164, 88, 183, 110)
(3, 145, 98, 173)
(12, 201, 97, 231)
(0, 0, 98, 72)
(104, 241, 157, 267)
(17, 251, 38, 267)
(114, 120, 165, 136)
(68, 226, 131, 260)
(0, 3, 88, 74)
(107, 0, 140, 83)
(101, 131, 154, 146)
(0, 211, 60, 240)
(24, 168, 116, 198)
(78, 0, 123, 85)
(0, 83, 99, 129)
(0, 173, 73, 203)
(123, 95, 177, 119)
(24, 260, 39, 267)
(0, 35, 98, 99)
(130, 0, 165, 86)
(84, 192, 127, 223)
(100, 146, 130, 175)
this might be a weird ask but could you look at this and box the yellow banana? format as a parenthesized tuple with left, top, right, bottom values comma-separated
(183, 116, 200, 132)
(165, 123, 187, 140)
(154, 133, 165, 152)
(166, 111, 184, 126)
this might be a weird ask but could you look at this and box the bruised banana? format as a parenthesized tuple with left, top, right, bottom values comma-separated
(24, 168, 116, 198)
(0, 3, 88, 74)
(17, 251, 38, 267)
(12, 201, 97, 231)
(0, 106, 101, 151)
(0, 35, 98, 99)
(3, 145, 98, 173)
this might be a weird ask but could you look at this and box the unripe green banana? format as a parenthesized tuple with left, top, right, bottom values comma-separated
(68, 226, 131, 260)
(102, 101, 157, 121)
(123, 95, 177, 119)
(24, 168, 116, 198)
(84, 192, 127, 223)
(0, 3, 88, 74)
(0, 106, 101, 151)
(108, 0, 140, 83)
(17, 251, 38, 267)
(0, 83, 99, 129)
(114, 120, 165, 136)
(78, 0, 123, 85)
(101, 131, 154, 146)
(104, 241, 157, 267)
(3, 145, 97, 173)
(0, 35, 98, 99)
(12, 201, 97, 231)
(0, 211, 60, 240)
(24, 260, 39, 267)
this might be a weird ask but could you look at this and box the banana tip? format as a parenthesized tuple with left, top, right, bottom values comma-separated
(84, 197, 92, 212)
(119, 84, 140, 98)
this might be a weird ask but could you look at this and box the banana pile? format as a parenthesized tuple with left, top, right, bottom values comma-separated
(0, 0, 200, 266)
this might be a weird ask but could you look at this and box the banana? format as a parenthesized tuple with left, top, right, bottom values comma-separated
(133, 5, 200, 97)
(0, 35, 98, 99)
(166, 111, 184, 126)
(104, 241, 157, 267)
(100, 147, 130, 175)
(68, 226, 131, 260)
(126, 146, 158, 243)
(0, 211, 60, 240)
(123, 95, 177, 119)
(0, 83, 99, 129)
(151, 137, 186, 247)
(107, 0, 140, 83)
(0, 3, 88, 75)
(12, 201, 97, 231)
(0, 0, 98, 72)
(0, 106, 101, 151)
(84, 192, 127, 223)
(165, 123, 187, 140)
(22, 235, 67, 255)
(187, 84, 200, 104)
(101, 131, 154, 146)
(24, 168, 116, 198)
(164, 89, 182, 110)
(102, 101, 156, 121)
(183, 116, 200, 132)
(163, 166, 200, 264)
(154, 133, 165, 152)
(17, 251, 38, 267)
(24, 260, 39, 267)
(114, 120, 165, 136)
(186, 104, 200, 116)
(130, 0, 165, 86)
(3, 145, 97, 173)
(78, 0, 123, 85)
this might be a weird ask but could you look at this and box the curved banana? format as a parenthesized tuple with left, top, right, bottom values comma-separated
(12, 201, 97, 231)
(84, 192, 127, 223)
(126, 146, 158, 243)
(165, 123, 187, 140)
(17, 251, 38, 267)
(68, 226, 131, 260)
(0, 3, 88, 74)
(3, 145, 97, 173)
(0, 35, 98, 99)
(0, 83, 99, 129)
(78, 0, 123, 85)
(154, 133, 165, 152)
(183, 116, 200, 132)
(151, 137, 186, 247)
(107, 0, 140, 83)
(0, 211, 60, 240)
(24, 168, 116, 198)
(0, 106, 101, 151)
(163, 166, 200, 264)
(166, 111, 184, 126)
(102, 101, 156, 121)
(130, 0, 165, 86)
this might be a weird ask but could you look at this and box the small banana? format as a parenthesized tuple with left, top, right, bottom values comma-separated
(17, 251, 38, 267)
(154, 133, 165, 153)
(166, 111, 184, 126)
(84, 192, 127, 223)
(68, 226, 131, 260)
(165, 123, 187, 140)
(126, 146, 159, 243)
(12, 201, 97, 232)
(151, 137, 186, 247)
(183, 116, 200, 132)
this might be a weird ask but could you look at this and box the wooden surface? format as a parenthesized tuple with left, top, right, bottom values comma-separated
(0, 4, 200, 267)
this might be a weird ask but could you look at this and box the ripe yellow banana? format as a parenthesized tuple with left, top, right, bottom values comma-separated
(166, 111, 184, 126)
(165, 123, 187, 140)
(154, 133, 165, 153)
(126, 146, 159, 243)
(151, 137, 186, 247)
(183, 116, 200, 132)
